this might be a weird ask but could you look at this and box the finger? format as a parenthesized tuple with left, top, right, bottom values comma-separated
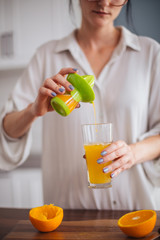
(103, 145, 128, 162)
(110, 162, 131, 178)
(101, 140, 126, 156)
(105, 155, 130, 172)
(52, 73, 74, 92)
(39, 86, 57, 98)
(44, 78, 66, 95)
(58, 67, 78, 76)
(75, 103, 81, 108)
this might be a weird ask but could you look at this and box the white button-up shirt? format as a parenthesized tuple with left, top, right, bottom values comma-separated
(0, 27, 160, 210)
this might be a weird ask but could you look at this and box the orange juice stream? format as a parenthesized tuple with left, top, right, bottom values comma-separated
(92, 102, 97, 125)
(84, 143, 111, 184)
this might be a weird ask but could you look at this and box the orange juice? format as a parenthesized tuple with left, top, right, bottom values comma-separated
(84, 143, 111, 184)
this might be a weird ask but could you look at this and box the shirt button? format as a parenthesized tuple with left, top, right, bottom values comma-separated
(113, 200, 117, 205)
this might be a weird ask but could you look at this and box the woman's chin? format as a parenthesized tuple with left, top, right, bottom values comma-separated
(91, 18, 111, 28)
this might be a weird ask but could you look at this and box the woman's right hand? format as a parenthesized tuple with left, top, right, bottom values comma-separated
(30, 67, 78, 117)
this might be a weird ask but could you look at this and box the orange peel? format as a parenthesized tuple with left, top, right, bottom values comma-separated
(29, 204, 63, 232)
(118, 209, 157, 238)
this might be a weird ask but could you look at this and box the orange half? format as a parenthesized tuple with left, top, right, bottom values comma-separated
(29, 204, 63, 232)
(118, 210, 157, 238)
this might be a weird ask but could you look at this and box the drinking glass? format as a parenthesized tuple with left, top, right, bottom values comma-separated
(82, 123, 113, 188)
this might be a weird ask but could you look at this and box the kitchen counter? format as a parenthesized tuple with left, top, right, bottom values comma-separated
(0, 208, 160, 240)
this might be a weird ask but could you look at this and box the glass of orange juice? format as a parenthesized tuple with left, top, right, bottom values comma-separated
(82, 123, 113, 189)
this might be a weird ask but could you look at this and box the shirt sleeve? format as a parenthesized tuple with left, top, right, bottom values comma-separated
(0, 49, 44, 171)
(139, 48, 160, 140)
(139, 47, 160, 187)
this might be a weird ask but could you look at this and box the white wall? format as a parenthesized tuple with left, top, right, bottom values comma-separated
(0, 0, 80, 208)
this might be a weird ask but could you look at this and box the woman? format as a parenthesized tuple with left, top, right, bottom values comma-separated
(0, 0, 160, 209)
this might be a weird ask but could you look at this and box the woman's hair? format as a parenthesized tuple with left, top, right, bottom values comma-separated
(126, 0, 134, 28)
(69, 0, 78, 27)
(69, 0, 134, 28)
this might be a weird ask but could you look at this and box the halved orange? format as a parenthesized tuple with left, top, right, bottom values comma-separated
(29, 204, 63, 232)
(118, 210, 157, 238)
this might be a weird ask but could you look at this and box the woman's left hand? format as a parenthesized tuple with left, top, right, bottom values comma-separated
(98, 140, 136, 178)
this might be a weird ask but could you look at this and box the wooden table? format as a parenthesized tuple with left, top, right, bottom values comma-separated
(0, 208, 160, 240)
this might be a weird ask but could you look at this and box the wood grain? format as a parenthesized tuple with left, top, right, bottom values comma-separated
(1, 209, 160, 240)
(3, 218, 160, 240)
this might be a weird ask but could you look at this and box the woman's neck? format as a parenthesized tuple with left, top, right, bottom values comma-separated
(76, 22, 120, 50)
(75, 22, 121, 78)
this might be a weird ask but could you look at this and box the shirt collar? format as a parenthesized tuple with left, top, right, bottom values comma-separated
(54, 26, 141, 54)
(54, 31, 78, 53)
(117, 26, 141, 52)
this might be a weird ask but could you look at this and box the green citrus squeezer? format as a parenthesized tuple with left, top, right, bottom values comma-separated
(50, 73, 95, 116)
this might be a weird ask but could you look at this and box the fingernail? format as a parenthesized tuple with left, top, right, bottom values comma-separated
(97, 158, 103, 164)
(103, 167, 109, 173)
(76, 103, 81, 108)
(101, 150, 107, 156)
(111, 173, 115, 178)
(69, 85, 74, 90)
(59, 88, 65, 92)
(76, 103, 81, 109)
(72, 68, 78, 71)
(51, 92, 57, 97)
